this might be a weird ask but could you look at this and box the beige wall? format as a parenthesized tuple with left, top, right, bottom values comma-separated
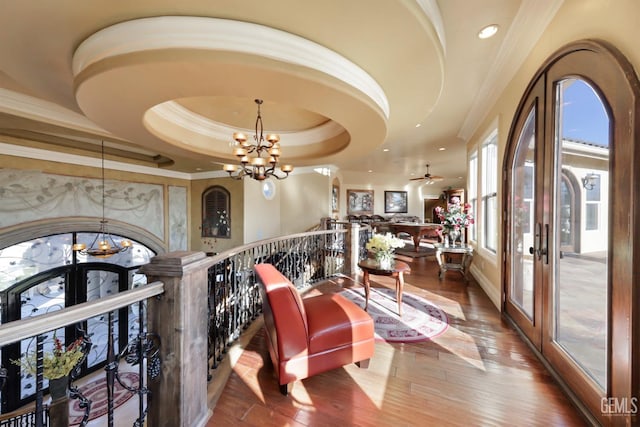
(0, 135, 191, 253)
(465, 0, 640, 309)
(280, 171, 332, 234)
(341, 170, 442, 221)
(243, 178, 281, 243)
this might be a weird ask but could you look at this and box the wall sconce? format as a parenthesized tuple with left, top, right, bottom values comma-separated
(581, 172, 598, 190)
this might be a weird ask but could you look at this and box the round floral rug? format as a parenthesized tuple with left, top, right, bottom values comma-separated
(340, 288, 449, 343)
(69, 371, 139, 425)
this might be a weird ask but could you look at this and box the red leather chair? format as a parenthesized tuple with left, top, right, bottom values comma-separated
(255, 263, 375, 395)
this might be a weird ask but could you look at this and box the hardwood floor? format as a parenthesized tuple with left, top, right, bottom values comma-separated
(208, 254, 586, 426)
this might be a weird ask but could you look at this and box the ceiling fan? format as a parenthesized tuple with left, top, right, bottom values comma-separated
(409, 164, 444, 183)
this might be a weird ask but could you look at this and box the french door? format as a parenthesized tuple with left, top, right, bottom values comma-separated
(504, 41, 638, 425)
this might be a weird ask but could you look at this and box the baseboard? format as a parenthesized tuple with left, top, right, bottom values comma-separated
(469, 264, 501, 311)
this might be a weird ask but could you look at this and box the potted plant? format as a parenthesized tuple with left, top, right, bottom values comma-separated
(13, 333, 85, 400)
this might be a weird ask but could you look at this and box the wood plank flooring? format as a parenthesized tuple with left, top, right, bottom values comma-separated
(208, 254, 586, 426)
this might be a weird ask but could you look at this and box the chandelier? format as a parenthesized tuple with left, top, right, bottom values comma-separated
(223, 99, 293, 180)
(73, 141, 132, 258)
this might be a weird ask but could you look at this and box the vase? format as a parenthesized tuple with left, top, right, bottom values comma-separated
(48, 376, 69, 401)
(375, 251, 394, 270)
(448, 229, 460, 247)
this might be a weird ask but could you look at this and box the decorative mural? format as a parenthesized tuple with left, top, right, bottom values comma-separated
(0, 169, 164, 239)
(168, 185, 187, 251)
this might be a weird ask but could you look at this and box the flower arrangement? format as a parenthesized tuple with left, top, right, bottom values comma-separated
(13, 334, 85, 380)
(216, 209, 229, 235)
(366, 232, 405, 261)
(435, 196, 474, 233)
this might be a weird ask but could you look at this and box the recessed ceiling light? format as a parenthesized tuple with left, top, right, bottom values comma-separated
(196, 167, 203, 171)
(368, 170, 373, 173)
(383, 148, 390, 152)
(415, 124, 421, 128)
(478, 24, 499, 39)
(439, 147, 446, 151)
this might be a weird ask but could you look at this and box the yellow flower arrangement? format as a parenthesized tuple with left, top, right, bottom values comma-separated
(13, 334, 85, 380)
(366, 233, 405, 255)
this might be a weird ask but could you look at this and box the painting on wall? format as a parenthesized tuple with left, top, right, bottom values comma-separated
(347, 189, 374, 215)
(384, 191, 408, 213)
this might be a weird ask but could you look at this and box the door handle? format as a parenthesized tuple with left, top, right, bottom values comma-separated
(528, 222, 542, 260)
(541, 224, 549, 264)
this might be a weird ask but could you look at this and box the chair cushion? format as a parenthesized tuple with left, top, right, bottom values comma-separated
(304, 293, 374, 355)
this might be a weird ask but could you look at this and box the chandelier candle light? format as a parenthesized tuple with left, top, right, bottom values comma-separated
(72, 141, 132, 258)
(223, 99, 293, 181)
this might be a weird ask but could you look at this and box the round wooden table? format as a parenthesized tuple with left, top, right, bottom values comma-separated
(357, 258, 411, 316)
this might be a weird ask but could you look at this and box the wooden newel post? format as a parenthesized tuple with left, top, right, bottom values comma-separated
(140, 251, 213, 427)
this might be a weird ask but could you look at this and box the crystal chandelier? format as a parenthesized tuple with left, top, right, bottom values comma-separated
(223, 99, 293, 180)
(73, 141, 132, 258)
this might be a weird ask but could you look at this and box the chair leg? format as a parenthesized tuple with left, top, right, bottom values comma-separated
(356, 359, 370, 369)
(279, 382, 291, 396)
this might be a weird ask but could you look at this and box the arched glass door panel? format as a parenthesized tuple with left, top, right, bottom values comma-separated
(553, 78, 609, 390)
(510, 108, 536, 319)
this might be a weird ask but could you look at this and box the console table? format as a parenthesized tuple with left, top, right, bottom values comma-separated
(434, 243, 473, 282)
(358, 259, 411, 316)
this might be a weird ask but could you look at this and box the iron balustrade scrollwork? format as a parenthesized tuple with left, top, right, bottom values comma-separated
(206, 228, 351, 378)
(68, 327, 93, 427)
(0, 282, 164, 426)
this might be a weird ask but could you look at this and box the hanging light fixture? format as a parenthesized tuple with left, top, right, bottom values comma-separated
(223, 99, 293, 181)
(73, 141, 132, 258)
(581, 172, 598, 190)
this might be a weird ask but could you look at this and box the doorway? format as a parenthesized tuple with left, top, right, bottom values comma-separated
(503, 40, 639, 425)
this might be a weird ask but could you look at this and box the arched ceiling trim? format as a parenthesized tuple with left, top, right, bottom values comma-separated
(150, 101, 345, 147)
(72, 16, 389, 118)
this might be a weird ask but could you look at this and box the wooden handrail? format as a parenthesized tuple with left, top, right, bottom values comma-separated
(0, 281, 164, 347)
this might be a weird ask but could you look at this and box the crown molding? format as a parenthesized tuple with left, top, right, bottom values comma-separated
(0, 89, 111, 136)
(0, 142, 192, 180)
(458, 0, 564, 141)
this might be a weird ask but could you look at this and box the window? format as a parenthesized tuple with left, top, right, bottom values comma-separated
(482, 131, 498, 253)
(468, 151, 478, 241)
(202, 186, 231, 238)
(585, 174, 601, 231)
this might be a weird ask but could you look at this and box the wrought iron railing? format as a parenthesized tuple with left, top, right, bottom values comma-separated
(206, 227, 356, 373)
(0, 282, 164, 427)
(0, 406, 49, 426)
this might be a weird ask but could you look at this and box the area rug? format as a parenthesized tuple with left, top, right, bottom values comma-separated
(69, 371, 139, 425)
(340, 288, 448, 343)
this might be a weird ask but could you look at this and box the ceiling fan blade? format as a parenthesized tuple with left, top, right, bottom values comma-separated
(409, 177, 426, 181)
(430, 175, 444, 181)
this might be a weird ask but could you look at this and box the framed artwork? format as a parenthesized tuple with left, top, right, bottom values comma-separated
(384, 190, 408, 213)
(347, 189, 374, 215)
(332, 184, 339, 212)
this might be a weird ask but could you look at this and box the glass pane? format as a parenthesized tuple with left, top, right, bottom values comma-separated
(86, 270, 120, 367)
(510, 107, 536, 319)
(554, 78, 609, 390)
(0, 234, 73, 291)
(18, 273, 66, 398)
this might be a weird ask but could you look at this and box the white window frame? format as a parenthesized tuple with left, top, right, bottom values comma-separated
(468, 150, 478, 243)
(481, 129, 498, 255)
